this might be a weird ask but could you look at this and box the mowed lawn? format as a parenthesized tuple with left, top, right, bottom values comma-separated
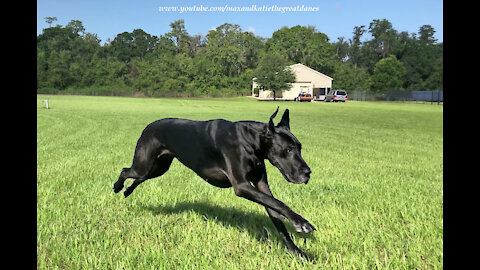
(37, 95, 443, 269)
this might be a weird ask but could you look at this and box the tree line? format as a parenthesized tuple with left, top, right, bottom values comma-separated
(37, 17, 442, 97)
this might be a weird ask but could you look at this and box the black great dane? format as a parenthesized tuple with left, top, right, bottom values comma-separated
(113, 107, 316, 257)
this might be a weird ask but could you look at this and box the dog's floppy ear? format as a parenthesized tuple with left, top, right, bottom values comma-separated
(277, 109, 290, 130)
(268, 106, 279, 133)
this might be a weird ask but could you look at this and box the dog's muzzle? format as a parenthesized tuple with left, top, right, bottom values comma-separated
(301, 167, 311, 184)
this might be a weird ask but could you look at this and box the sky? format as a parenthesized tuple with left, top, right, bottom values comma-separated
(37, 0, 443, 44)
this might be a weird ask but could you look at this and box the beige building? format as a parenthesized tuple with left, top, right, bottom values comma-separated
(252, 63, 333, 101)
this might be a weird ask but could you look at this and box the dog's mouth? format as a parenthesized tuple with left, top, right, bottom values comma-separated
(269, 158, 288, 181)
(277, 165, 294, 183)
(269, 158, 298, 184)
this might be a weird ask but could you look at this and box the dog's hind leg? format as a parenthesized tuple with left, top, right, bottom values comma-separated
(113, 165, 149, 194)
(123, 154, 174, 198)
(114, 136, 156, 194)
(113, 167, 135, 193)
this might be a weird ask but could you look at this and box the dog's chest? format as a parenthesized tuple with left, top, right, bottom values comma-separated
(246, 160, 265, 182)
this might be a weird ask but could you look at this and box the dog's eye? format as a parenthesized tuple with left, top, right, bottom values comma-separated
(286, 147, 293, 153)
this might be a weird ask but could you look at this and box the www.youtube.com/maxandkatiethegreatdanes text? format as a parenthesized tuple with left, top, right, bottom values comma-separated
(158, 4, 320, 14)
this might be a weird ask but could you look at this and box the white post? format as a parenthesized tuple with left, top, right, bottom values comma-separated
(44, 99, 49, 109)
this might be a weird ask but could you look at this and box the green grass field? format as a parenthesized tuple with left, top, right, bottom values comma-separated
(37, 95, 443, 269)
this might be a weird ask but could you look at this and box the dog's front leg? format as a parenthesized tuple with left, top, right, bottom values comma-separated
(232, 180, 316, 234)
(253, 175, 309, 257)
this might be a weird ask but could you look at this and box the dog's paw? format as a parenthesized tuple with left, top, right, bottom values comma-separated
(113, 182, 123, 193)
(293, 217, 316, 234)
(288, 246, 308, 258)
(123, 188, 133, 198)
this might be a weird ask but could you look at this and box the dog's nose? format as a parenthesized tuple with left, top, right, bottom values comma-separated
(304, 167, 311, 177)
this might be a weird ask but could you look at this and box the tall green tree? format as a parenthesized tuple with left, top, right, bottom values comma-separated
(333, 37, 349, 62)
(46, 50, 72, 89)
(205, 23, 245, 77)
(349, 26, 366, 68)
(166, 19, 191, 55)
(66, 20, 85, 36)
(367, 19, 397, 59)
(110, 29, 158, 62)
(44, 17, 57, 27)
(266, 25, 335, 75)
(418, 25, 437, 46)
(333, 62, 371, 90)
(205, 23, 264, 77)
(371, 55, 406, 93)
(253, 53, 295, 100)
(397, 25, 442, 90)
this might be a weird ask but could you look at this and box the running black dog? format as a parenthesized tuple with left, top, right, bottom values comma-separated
(113, 107, 315, 257)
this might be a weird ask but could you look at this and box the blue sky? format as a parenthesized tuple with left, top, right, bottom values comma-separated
(37, 0, 443, 44)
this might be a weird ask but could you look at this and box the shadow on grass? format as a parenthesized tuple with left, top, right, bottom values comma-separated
(141, 201, 317, 261)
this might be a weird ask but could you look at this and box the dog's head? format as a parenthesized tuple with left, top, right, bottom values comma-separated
(264, 107, 311, 184)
